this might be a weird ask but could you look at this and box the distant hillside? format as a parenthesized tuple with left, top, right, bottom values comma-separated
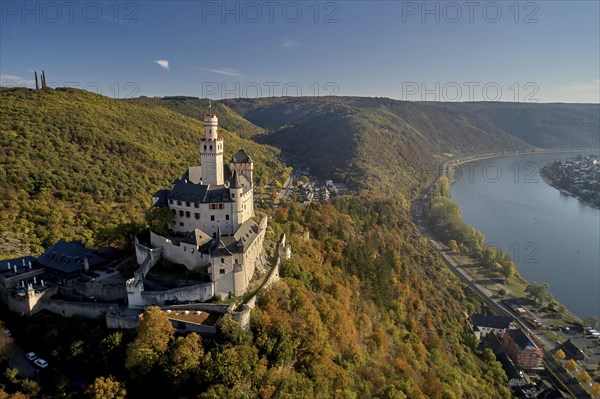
(0, 88, 287, 258)
(224, 97, 529, 199)
(425, 102, 600, 149)
(125, 96, 266, 139)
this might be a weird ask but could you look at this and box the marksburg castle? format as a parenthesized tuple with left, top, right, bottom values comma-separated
(127, 112, 267, 306)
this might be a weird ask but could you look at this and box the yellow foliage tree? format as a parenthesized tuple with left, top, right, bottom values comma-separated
(577, 370, 591, 385)
(554, 349, 565, 361)
(564, 359, 578, 373)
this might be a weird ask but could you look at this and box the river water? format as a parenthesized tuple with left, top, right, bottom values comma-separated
(450, 151, 600, 319)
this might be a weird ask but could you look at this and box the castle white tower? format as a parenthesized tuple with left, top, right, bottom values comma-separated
(200, 114, 224, 186)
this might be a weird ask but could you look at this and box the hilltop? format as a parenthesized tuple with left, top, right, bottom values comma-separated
(125, 96, 266, 139)
(223, 96, 529, 199)
(0, 88, 287, 258)
(425, 102, 600, 149)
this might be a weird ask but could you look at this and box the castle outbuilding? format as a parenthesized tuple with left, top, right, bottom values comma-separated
(131, 112, 266, 303)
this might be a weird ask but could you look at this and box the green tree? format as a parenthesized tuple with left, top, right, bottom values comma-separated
(19, 379, 40, 397)
(125, 306, 174, 376)
(525, 282, 553, 305)
(3, 368, 19, 384)
(145, 207, 175, 235)
(501, 261, 516, 282)
(85, 376, 127, 399)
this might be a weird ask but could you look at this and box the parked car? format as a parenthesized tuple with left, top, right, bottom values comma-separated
(34, 358, 48, 368)
(25, 352, 37, 361)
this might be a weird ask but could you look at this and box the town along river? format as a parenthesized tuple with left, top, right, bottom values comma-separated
(450, 151, 600, 319)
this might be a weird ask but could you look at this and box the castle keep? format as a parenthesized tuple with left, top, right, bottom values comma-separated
(129, 112, 267, 305)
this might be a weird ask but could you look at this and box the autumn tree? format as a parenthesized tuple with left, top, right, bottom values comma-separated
(585, 315, 599, 328)
(85, 376, 127, 399)
(554, 349, 565, 361)
(125, 306, 174, 376)
(577, 370, 592, 385)
(564, 359, 578, 374)
(166, 333, 203, 381)
(590, 382, 600, 399)
(448, 239, 459, 252)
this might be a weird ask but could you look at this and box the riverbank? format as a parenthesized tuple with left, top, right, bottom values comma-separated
(426, 149, 600, 322)
(539, 164, 600, 210)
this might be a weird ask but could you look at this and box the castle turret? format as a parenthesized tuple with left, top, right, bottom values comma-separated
(200, 114, 224, 185)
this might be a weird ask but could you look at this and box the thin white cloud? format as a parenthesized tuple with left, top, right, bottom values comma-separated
(198, 67, 243, 77)
(282, 39, 301, 48)
(544, 79, 600, 103)
(564, 78, 600, 92)
(0, 73, 35, 86)
(154, 60, 170, 70)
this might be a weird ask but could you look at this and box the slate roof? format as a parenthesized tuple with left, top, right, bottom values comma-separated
(471, 313, 514, 329)
(152, 189, 170, 207)
(559, 339, 585, 360)
(229, 170, 251, 193)
(506, 329, 538, 350)
(231, 149, 252, 164)
(38, 240, 107, 275)
(180, 229, 213, 247)
(0, 256, 38, 274)
(167, 180, 233, 204)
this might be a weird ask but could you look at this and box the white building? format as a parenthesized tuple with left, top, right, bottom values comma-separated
(137, 113, 266, 300)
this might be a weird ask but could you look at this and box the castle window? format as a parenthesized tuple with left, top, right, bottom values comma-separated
(179, 210, 184, 217)
(219, 269, 225, 274)
(210, 215, 215, 221)
(179, 222, 184, 226)
(219, 204, 224, 209)
(195, 213, 200, 219)
(231, 193, 235, 198)
(185, 211, 190, 218)
(177, 201, 182, 206)
(204, 145, 206, 150)
(186, 202, 190, 207)
(169, 200, 173, 204)
(221, 258, 224, 263)
(194, 203, 199, 208)
(210, 145, 212, 150)
(183, 246, 186, 252)
(225, 215, 229, 220)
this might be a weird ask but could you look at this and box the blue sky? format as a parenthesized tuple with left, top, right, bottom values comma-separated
(1, 1, 599, 102)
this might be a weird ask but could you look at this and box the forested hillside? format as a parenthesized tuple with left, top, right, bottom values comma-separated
(0, 88, 287, 258)
(223, 97, 529, 199)
(426, 102, 600, 149)
(2, 197, 512, 398)
(125, 96, 266, 139)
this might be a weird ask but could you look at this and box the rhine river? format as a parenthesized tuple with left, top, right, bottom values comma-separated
(450, 151, 600, 320)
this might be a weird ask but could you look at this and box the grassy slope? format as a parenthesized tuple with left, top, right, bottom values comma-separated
(0, 88, 286, 258)
(425, 102, 600, 149)
(224, 96, 529, 199)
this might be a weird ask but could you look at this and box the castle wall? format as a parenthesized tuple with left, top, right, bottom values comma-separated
(150, 231, 209, 271)
(170, 200, 235, 236)
(209, 255, 236, 298)
(69, 280, 126, 302)
(140, 282, 214, 306)
(106, 311, 141, 329)
(135, 237, 162, 276)
(45, 299, 117, 319)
